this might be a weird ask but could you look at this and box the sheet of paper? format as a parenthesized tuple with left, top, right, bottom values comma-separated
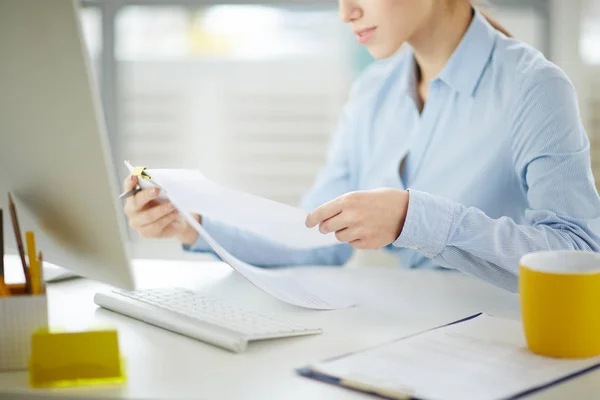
(308, 314, 600, 400)
(126, 163, 354, 310)
(139, 167, 338, 249)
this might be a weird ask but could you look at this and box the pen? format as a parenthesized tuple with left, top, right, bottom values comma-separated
(117, 187, 142, 200)
(0, 209, 10, 297)
(341, 379, 414, 400)
(27, 231, 41, 295)
(117, 178, 164, 200)
(8, 194, 30, 293)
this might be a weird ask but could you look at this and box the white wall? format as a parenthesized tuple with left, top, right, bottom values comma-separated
(491, 6, 546, 50)
(549, 0, 590, 130)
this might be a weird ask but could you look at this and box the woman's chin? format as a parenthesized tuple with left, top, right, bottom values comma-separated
(365, 43, 405, 60)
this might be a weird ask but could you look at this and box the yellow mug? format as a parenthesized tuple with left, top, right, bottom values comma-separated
(519, 251, 600, 358)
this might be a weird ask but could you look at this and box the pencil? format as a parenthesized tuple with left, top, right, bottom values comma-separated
(27, 231, 41, 295)
(38, 251, 45, 294)
(7, 283, 26, 295)
(0, 209, 10, 297)
(8, 193, 31, 293)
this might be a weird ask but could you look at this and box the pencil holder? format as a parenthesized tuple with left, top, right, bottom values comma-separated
(0, 294, 48, 371)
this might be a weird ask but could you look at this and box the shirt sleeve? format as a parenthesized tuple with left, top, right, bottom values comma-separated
(393, 74, 600, 292)
(183, 97, 359, 268)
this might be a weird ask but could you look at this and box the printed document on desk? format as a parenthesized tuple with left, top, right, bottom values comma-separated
(125, 163, 354, 310)
(298, 313, 600, 399)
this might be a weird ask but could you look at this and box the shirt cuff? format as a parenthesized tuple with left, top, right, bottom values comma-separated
(182, 233, 211, 253)
(181, 217, 234, 253)
(392, 189, 460, 258)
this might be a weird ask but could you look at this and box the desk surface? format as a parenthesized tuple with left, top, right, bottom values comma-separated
(1, 260, 599, 400)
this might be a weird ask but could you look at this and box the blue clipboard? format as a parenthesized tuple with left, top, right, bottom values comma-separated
(296, 313, 600, 400)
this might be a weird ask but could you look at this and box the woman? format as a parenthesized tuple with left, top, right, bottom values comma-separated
(123, 0, 600, 292)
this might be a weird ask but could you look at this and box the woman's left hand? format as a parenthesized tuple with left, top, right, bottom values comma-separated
(306, 188, 410, 250)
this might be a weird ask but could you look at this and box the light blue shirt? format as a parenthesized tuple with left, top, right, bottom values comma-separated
(186, 10, 600, 292)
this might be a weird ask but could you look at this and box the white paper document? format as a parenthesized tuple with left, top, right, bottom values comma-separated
(302, 314, 600, 400)
(142, 167, 339, 249)
(126, 163, 353, 310)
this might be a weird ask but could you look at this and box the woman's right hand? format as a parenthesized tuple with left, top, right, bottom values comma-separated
(122, 175, 200, 245)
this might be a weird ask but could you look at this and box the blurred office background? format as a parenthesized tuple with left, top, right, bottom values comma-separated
(79, 0, 600, 266)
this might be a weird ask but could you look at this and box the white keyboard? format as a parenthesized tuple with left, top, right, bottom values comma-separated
(94, 288, 322, 352)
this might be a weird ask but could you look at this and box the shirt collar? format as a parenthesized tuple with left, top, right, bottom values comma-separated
(397, 47, 418, 98)
(437, 9, 498, 96)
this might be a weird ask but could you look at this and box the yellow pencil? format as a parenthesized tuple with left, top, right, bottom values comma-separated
(0, 209, 10, 297)
(0, 277, 9, 297)
(26, 231, 41, 295)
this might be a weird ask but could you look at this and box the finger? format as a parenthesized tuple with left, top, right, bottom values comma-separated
(124, 187, 160, 216)
(129, 201, 175, 229)
(319, 213, 349, 234)
(335, 228, 360, 243)
(306, 197, 344, 228)
(123, 175, 137, 191)
(138, 210, 180, 238)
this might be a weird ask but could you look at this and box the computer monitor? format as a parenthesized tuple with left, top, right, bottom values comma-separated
(0, 0, 134, 289)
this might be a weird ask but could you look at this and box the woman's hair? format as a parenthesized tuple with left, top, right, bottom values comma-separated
(480, 10, 513, 37)
(470, 0, 513, 37)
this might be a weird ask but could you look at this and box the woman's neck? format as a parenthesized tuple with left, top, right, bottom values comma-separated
(409, 3, 474, 85)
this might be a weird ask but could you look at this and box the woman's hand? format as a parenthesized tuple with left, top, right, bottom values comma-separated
(306, 188, 409, 250)
(123, 175, 200, 245)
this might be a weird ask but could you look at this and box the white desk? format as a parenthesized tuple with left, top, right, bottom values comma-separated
(1, 260, 599, 399)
